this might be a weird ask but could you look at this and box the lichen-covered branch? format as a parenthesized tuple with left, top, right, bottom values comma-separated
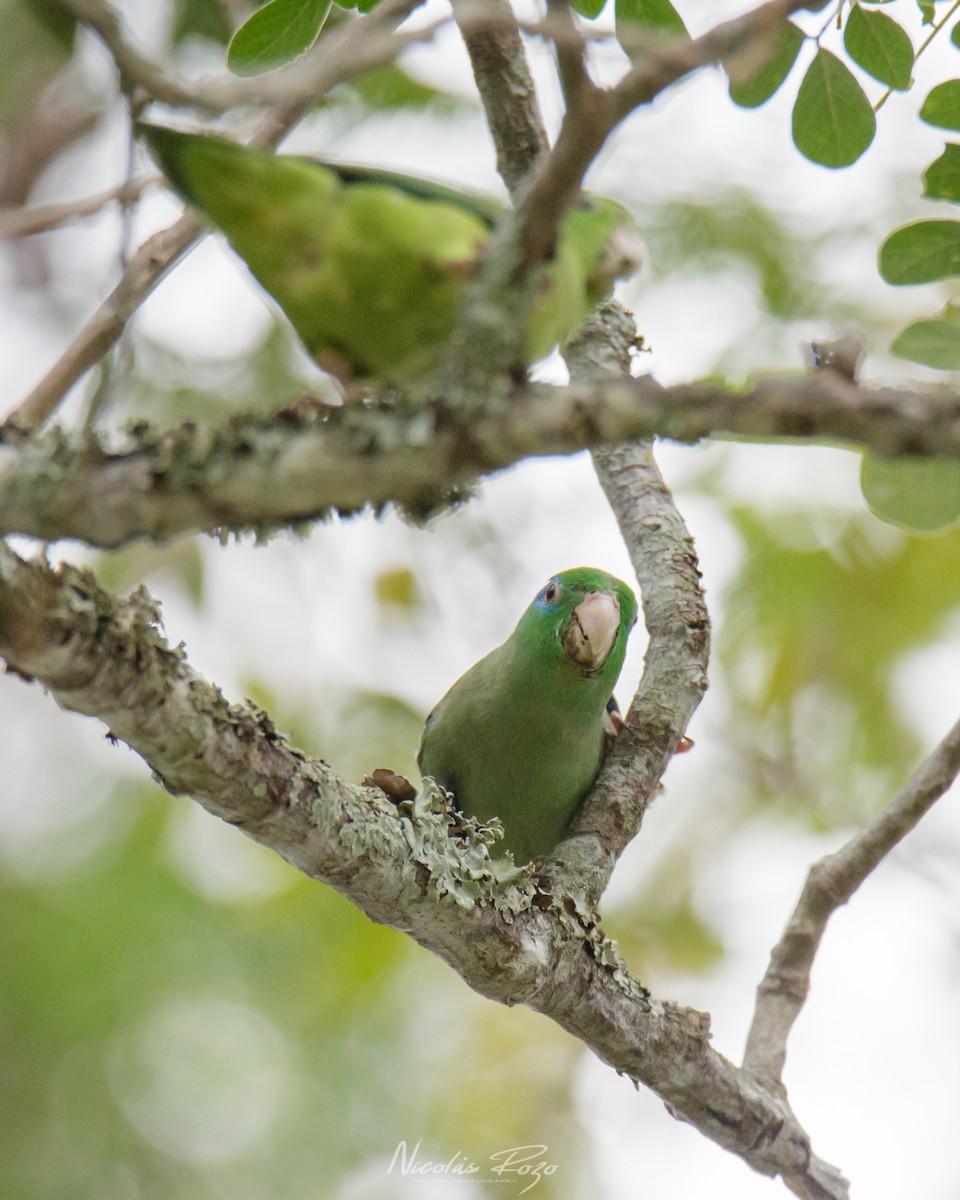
(1, 369, 957, 548)
(0, 542, 847, 1200)
(452, 4, 709, 921)
(535, 304, 710, 910)
(743, 716, 960, 1082)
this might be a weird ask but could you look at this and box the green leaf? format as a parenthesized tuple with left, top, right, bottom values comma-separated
(891, 305, 960, 369)
(615, 0, 687, 38)
(792, 49, 876, 167)
(572, 0, 608, 16)
(923, 144, 960, 201)
(920, 79, 960, 129)
(227, 0, 332, 76)
(917, 0, 935, 25)
(843, 4, 913, 90)
(861, 453, 960, 534)
(879, 220, 960, 283)
(728, 21, 805, 109)
(953, 22, 960, 49)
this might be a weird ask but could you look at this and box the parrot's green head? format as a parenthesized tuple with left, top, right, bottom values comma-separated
(564, 197, 646, 305)
(513, 567, 638, 688)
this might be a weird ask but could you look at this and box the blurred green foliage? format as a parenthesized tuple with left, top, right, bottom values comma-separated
(720, 503, 960, 824)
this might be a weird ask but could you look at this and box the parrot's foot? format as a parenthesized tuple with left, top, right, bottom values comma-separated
(362, 768, 416, 803)
(315, 350, 369, 403)
(276, 392, 342, 424)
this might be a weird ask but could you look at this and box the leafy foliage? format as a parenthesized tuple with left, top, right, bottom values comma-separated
(227, 0, 333, 76)
(792, 48, 876, 167)
(615, 0, 688, 40)
(861, 453, 960, 533)
(728, 22, 805, 108)
(890, 304, 960, 367)
(880, 218, 960, 283)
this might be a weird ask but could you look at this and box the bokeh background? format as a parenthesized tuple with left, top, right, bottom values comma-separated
(2, 1, 960, 1197)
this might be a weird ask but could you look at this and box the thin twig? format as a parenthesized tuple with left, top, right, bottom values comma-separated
(4, 212, 203, 437)
(0, 177, 158, 239)
(744, 716, 960, 1081)
(545, 0, 596, 123)
(57, 0, 439, 113)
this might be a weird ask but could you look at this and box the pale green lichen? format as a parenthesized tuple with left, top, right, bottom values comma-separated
(344, 779, 538, 916)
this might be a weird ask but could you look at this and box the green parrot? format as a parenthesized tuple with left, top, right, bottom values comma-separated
(418, 567, 638, 865)
(141, 125, 645, 386)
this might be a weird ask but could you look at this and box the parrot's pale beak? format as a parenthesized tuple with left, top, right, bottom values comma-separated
(563, 591, 620, 672)
(609, 225, 646, 279)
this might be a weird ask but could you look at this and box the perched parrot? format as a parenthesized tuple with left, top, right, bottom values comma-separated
(141, 125, 645, 386)
(418, 567, 638, 865)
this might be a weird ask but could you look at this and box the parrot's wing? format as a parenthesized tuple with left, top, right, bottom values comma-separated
(141, 125, 494, 383)
(321, 162, 502, 228)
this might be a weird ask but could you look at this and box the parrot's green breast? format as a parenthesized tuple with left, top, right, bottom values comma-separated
(418, 568, 637, 864)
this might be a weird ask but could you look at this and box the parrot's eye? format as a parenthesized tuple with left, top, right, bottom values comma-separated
(542, 581, 560, 604)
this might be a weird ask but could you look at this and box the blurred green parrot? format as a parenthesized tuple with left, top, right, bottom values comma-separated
(141, 125, 645, 386)
(418, 567, 638, 865)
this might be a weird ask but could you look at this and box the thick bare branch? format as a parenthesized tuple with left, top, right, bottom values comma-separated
(0, 542, 847, 1200)
(451, 0, 548, 198)
(744, 717, 960, 1082)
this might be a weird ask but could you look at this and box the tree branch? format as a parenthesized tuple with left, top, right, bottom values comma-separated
(743, 716, 960, 1082)
(545, 0, 596, 125)
(1, 370, 957, 548)
(435, 0, 816, 416)
(57, 0, 439, 112)
(518, 0, 812, 271)
(0, 542, 847, 1200)
(0, 176, 158, 238)
(536, 305, 710, 910)
(451, 0, 548, 197)
(4, 212, 204, 437)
